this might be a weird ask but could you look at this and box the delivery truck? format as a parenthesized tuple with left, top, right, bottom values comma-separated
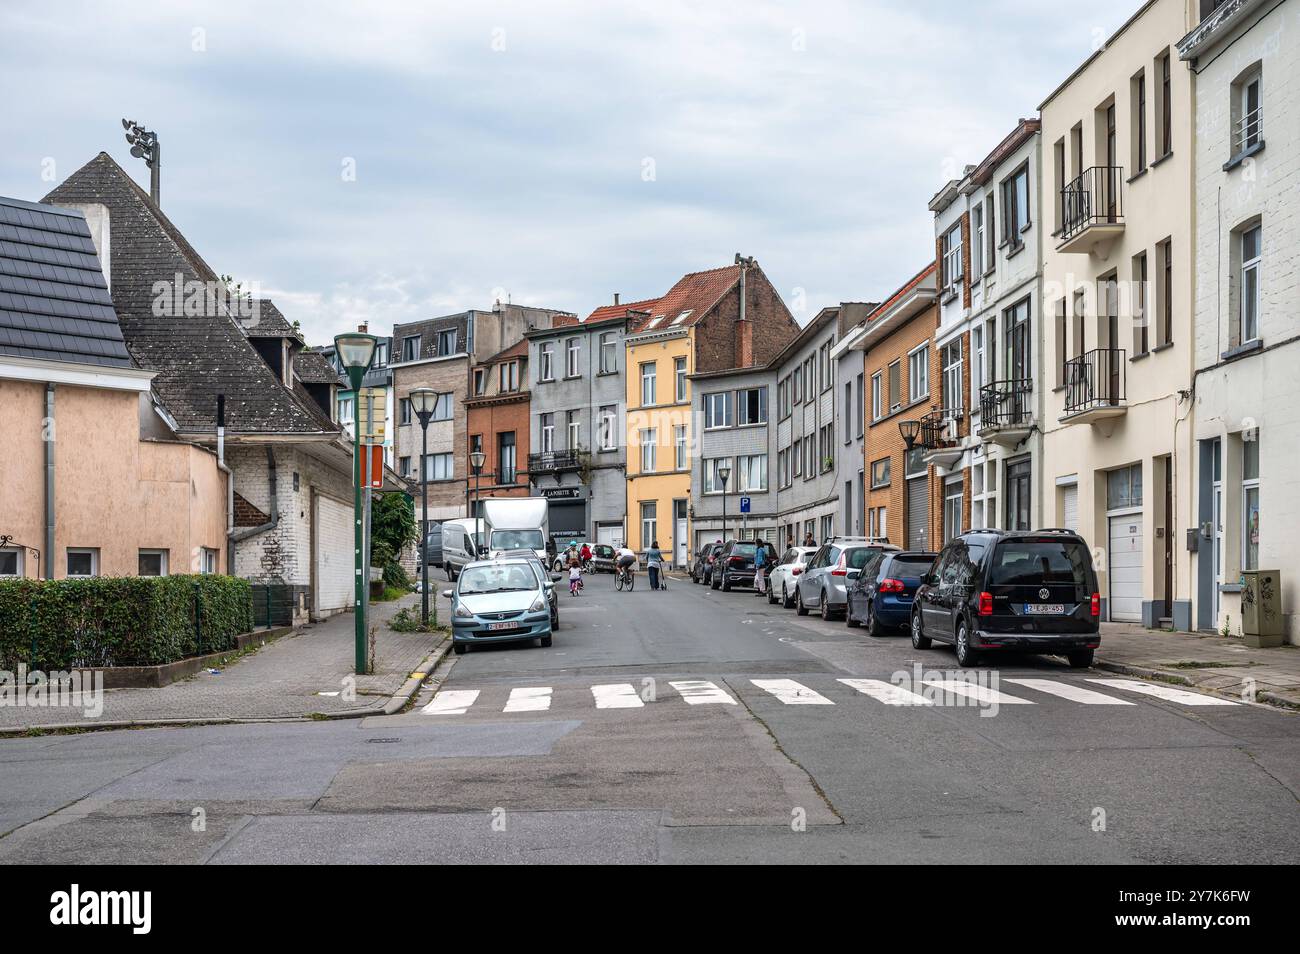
(481, 498, 550, 563)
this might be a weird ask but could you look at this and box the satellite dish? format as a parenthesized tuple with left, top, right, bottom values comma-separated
(130, 145, 145, 158)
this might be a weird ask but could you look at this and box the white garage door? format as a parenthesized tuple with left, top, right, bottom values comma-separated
(1061, 484, 1079, 531)
(314, 495, 354, 614)
(596, 524, 623, 547)
(1108, 514, 1143, 622)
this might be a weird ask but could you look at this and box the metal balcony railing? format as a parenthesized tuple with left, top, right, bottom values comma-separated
(1060, 166, 1124, 242)
(1234, 106, 1263, 154)
(979, 378, 1034, 428)
(528, 450, 582, 474)
(919, 407, 962, 450)
(1064, 348, 1126, 415)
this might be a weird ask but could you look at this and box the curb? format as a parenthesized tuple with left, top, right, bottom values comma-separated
(1095, 659, 1299, 710)
(0, 634, 453, 738)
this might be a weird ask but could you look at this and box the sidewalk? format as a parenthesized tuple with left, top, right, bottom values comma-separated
(1097, 622, 1300, 709)
(0, 591, 448, 733)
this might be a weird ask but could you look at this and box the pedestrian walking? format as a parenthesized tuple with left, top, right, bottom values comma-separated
(753, 541, 768, 596)
(802, 532, 816, 548)
(645, 540, 664, 590)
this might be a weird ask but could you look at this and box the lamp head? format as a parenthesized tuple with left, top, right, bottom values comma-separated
(333, 332, 378, 372)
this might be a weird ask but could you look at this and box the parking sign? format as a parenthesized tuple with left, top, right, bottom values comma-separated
(740, 496, 751, 513)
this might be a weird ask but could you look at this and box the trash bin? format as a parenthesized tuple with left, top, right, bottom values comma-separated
(1241, 569, 1283, 648)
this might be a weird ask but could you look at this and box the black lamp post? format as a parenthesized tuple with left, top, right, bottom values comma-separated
(898, 419, 920, 451)
(333, 331, 378, 674)
(409, 387, 438, 626)
(469, 449, 486, 544)
(717, 462, 732, 542)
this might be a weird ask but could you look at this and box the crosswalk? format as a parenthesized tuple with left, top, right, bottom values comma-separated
(419, 675, 1240, 716)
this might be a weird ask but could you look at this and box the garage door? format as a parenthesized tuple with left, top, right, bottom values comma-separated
(906, 476, 929, 550)
(1108, 514, 1143, 622)
(1061, 483, 1078, 531)
(597, 524, 623, 547)
(314, 495, 353, 614)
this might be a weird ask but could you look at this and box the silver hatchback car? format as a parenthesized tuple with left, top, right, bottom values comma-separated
(795, 539, 899, 620)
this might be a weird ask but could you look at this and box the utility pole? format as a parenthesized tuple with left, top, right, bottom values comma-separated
(122, 119, 160, 206)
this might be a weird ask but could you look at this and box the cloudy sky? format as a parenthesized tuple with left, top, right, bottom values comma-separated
(1, 0, 1140, 342)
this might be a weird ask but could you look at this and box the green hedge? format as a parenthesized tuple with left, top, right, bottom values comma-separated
(0, 575, 254, 670)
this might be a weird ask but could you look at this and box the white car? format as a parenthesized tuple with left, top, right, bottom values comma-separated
(766, 546, 819, 609)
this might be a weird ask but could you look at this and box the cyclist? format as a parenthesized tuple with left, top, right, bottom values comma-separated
(615, 545, 637, 587)
(565, 542, 583, 595)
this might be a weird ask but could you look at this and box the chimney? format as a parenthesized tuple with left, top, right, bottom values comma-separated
(614, 293, 620, 306)
(358, 322, 368, 333)
(736, 320, 753, 368)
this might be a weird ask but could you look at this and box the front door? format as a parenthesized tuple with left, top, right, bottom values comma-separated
(673, 499, 688, 568)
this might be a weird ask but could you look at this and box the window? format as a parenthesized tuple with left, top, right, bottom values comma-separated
(672, 309, 692, 326)
(674, 356, 688, 401)
(566, 337, 581, 377)
(871, 456, 891, 489)
(704, 457, 732, 494)
(1005, 459, 1031, 531)
(1240, 224, 1261, 343)
(1242, 437, 1259, 570)
(432, 392, 453, 421)
(373, 340, 388, 368)
(942, 223, 962, 292)
(844, 381, 852, 442)
(803, 435, 815, 480)
(820, 515, 834, 544)
(737, 386, 766, 425)
(0, 548, 22, 577)
(641, 502, 658, 549)
(941, 339, 963, 416)
(67, 548, 98, 578)
(399, 398, 412, 425)
(871, 371, 882, 421)
(803, 357, 815, 402)
(138, 549, 169, 577)
(399, 455, 411, 477)
(599, 332, 617, 373)
(674, 424, 687, 470)
(567, 410, 581, 450)
(1133, 252, 1149, 356)
(337, 396, 354, 425)
(424, 453, 453, 481)
(499, 361, 519, 392)
(908, 346, 929, 403)
(540, 413, 554, 453)
(854, 372, 864, 438)
(201, 548, 219, 575)
(972, 203, 984, 277)
(540, 342, 554, 381)
(498, 432, 517, 483)
(972, 460, 995, 530)
(639, 428, 657, 472)
(792, 365, 802, 404)
(401, 335, 420, 361)
(1106, 463, 1143, 510)
(778, 448, 790, 488)
(599, 406, 617, 450)
(737, 455, 767, 492)
(791, 441, 802, 479)
(1159, 50, 1172, 157)
(705, 391, 733, 429)
(640, 362, 656, 406)
(436, 328, 457, 356)
(1002, 164, 1030, 244)
(473, 368, 486, 395)
(1159, 237, 1173, 347)
(1004, 299, 1031, 381)
(1237, 70, 1262, 153)
(944, 478, 964, 543)
(1054, 300, 1068, 388)
(819, 424, 834, 472)
(819, 343, 832, 392)
(1132, 70, 1147, 173)
(778, 376, 790, 419)
(985, 190, 997, 264)
(888, 360, 901, 409)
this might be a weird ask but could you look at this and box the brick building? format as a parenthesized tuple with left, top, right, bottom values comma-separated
(465, 336, 533, 506)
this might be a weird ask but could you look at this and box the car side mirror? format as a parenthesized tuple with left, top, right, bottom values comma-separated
(441, 589, 454, 598)
(543, 581, 555, 590)
(550, 573, 562, 583)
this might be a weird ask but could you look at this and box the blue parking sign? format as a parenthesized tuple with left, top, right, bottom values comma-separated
(739, 496, 751, 513)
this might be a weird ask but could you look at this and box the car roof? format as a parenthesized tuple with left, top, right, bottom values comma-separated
(464, 558, 533, 569)
(890, 550, 938, 559)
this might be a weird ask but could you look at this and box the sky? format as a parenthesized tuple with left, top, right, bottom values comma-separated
(0, 0, 1142, 343)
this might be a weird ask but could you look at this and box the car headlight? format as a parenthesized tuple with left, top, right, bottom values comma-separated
(454, 603, 474, 619)
(529, 597, 546, 613)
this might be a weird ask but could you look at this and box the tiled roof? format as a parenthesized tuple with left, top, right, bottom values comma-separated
(483, 336, 529, 364)
(0, 195, 131, 367)
(244, 298, 301, 339)
(587, 264, 743, 334)
(294, 348, 345, 385)
(42, 153, 339, 437)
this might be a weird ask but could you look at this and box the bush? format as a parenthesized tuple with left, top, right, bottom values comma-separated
(0, 575, 253, 670)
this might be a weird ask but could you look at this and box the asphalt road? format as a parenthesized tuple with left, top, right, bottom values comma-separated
(2, 570, 1298, 864)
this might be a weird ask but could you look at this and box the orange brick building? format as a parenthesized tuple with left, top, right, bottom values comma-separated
(465, 338, 532, 506)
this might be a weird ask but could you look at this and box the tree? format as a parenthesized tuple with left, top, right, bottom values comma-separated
(371, 492, 416, 588)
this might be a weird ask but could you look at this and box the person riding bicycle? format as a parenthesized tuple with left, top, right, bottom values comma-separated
(615, 546, 636, 584)
(580, 542, 592, 564)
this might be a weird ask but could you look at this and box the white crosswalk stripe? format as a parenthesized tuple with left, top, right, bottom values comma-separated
(1086, 678, 1240, 706)
(1004, 678, 1134, 705)
(591, 683, 645, 708)
(838, 678, 933, 706)
(503, 687, 552, 712)
(421, 690, 480, 715)
(921, 678, 1034, 705)
(669, 680, 737, 705)
(751, 679, 834, 705)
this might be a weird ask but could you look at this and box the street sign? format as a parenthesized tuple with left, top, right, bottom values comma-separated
(739, 496, 751, 514)
(359, 444, 384, 489)
(357, 387, 387, 445)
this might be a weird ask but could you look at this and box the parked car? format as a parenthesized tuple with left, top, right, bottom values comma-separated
(497, 548, 561, 630)
(845, 550, 937, 635)
(552, 542, 590, 572)
(711, 539, 777, 592)
(910, 529, 1101, 668)
(765, 546, 818, 608)
(589, 544, 617, 574)
(443, 558, 554, 654)
(691, 543, 719, 584)
(796, 538, 899, 620)
(441, 518, 486, 580)
(417, 521, 444, 567)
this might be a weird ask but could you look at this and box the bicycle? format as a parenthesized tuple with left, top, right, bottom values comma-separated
(615, 564, 635, 591)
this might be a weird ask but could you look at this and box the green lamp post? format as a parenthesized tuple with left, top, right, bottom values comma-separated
(334, 331, 378, 674)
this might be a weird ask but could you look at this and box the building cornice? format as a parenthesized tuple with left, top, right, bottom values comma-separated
(1178, 0, 1267, 61)
(0, 355, 155, 393)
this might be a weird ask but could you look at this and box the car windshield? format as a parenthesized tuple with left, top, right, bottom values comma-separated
(490, 529, 545, 551)
(890, 556, 935, 577)
(457, 564, 538, 594)
(989, 540, 1091, 586)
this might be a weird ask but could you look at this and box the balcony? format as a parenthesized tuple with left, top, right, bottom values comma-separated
(1058, 166, 1124, 255)
(978, 378, 1034, 448)
(1062, 348, 1127, 427)
(919, 407, 964, 470)
(528, 450, 583, 476)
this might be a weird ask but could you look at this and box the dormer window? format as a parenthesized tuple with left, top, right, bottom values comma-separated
(402, 335, 420, 362)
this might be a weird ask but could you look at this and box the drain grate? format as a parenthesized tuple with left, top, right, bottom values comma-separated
(365, 737, 402, 744)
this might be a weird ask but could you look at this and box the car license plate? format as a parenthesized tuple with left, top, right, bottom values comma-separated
(487, 622, 516, 631)
(1024, 603, 1065, 615)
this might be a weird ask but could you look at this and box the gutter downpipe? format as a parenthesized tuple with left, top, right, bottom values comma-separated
(44, 383, 55, 579)
(229, 445, 278, 546)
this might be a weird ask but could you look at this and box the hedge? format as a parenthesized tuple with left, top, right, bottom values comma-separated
(0, 575, 254, 670)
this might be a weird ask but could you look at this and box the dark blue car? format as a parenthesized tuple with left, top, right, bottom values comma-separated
(845, 550, 937, 635)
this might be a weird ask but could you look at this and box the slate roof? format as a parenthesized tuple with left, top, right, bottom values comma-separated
(0, 195, 131, 367)
(244, 298, 301, 339)
(293, 348, 345, 385)
(586, 265, 744, 334)
(42, 153, 339, 437)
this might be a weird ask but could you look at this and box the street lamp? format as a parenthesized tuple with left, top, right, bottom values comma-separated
(717, 463, 732, 542)
(334, 331, 378, 674)
(121, 118, 160, 206)
(898, 418, 921, 451)
(469, 449, 486, 542)
(409, 387, 439, 627)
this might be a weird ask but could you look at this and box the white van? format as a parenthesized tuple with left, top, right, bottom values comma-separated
(440, 518, 486, 580)
(481, 498, 550, 563)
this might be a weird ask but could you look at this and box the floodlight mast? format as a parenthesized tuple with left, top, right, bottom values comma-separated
(121, 118, 160, 207)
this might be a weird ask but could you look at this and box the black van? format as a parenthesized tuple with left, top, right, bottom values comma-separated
(910, 529, 1101, 668)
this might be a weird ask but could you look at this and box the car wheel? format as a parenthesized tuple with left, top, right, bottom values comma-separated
(796, 587, 809, 616)
(782, 585, 794, 609)
(722, 575, 731, 592)
(866, 602, 882, 637)
(910, 611, 931, 650)
(820, 590, 832, 621)
(954, 620, 978, 667)
(1067, 649, 1094, 669)
(767, 585, 778, 605)
(845, 596, 861, 628)
(540, 633, 553, 648)
(452, 642, 468, 655)
(711, 575, 720, 590)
